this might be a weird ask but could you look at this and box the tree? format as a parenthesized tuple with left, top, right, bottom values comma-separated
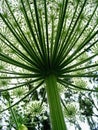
(0, 0, 98, 130)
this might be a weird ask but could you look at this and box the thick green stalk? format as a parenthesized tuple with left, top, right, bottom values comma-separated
(45, 74, 67, 130)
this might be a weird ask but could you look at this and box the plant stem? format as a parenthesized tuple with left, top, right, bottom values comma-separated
(45, 74, 67, 130)
(9, 100, 19, 129)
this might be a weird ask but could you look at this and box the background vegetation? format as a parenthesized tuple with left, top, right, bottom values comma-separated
(0, 0, 98, 130)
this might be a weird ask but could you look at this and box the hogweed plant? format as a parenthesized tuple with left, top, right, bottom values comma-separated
(0, 0, 98, 130)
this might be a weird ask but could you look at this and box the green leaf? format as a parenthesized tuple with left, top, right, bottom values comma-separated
(18, 124, 28, 130)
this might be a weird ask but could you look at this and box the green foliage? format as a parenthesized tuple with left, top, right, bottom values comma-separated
(2, 91, 10, 101)
(0, 0, 98, 130)
(64, 103, 77, 118)
(18, 124, 28, 130)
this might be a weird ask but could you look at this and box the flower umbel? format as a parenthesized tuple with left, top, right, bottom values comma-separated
(0, 0, 98, 130)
